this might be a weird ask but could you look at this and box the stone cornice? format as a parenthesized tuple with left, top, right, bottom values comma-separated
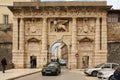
(13, 1, 107, 7)
(9, 7, 107, 18)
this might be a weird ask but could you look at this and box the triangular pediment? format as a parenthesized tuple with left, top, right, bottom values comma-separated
(79, 37, 93, 42)
(28, 38, 40, 42)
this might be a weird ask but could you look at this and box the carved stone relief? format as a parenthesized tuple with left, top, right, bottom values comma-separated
(49, 18, 69, 32)
(77, 18, 95, 34)
(25, 18, 42, 35)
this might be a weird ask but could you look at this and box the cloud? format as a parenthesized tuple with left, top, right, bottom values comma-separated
(107, 0, 120, 9)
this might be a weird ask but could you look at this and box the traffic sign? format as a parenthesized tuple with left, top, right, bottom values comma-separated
(75, 53, 79, 58)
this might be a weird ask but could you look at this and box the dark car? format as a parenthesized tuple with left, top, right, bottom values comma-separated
(41, 62, 61, 76)
(59, 59, 67, 66)
(113, 66, 120, 80)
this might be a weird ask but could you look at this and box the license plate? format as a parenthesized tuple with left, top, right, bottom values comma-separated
(46, 71, 51, 74)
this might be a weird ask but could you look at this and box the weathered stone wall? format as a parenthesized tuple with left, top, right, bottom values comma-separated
(107, 23, 120, 41)
(107, 42, 120, 64)
(0, 29, 13, 71)
(0, 44, 13, 71)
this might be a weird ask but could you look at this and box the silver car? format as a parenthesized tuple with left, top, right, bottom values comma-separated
(84, 63, 119, 77)
(97, 69, 115, 80)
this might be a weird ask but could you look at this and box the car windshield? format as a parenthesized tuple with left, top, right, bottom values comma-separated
(95, 63, 104, 68)
(47, 63, 57, 67)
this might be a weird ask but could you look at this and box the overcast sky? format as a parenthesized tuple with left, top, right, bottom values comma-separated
(41, 0, 120, 9)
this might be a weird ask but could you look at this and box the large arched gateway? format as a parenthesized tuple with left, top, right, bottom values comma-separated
(8, 1, 111, 69)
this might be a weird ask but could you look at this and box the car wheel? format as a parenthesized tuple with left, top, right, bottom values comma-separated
(56, 71, 59, 75)
(42, 72, 46, 76)
(92, 71, 98, 77)
(59, 70, 61, 73)
(109, 75, 114, 80)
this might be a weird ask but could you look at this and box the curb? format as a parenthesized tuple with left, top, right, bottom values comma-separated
(7, 70, 41, 80)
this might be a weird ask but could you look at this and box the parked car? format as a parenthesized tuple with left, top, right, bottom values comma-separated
(41, 62, 61, 76)
(113, 66, 120, 80)
(84, 63, 119, 77)
(59, 59, 67, 66)
(97, 68, 115, 80)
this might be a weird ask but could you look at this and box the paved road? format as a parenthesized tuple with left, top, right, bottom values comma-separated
(15, 69, 92, 80)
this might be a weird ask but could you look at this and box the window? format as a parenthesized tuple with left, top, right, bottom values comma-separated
(3, 15, 9, 24)
(112, 64, 119, 69)
(107, 14, 118, 23)
(103, 64, 111, 68)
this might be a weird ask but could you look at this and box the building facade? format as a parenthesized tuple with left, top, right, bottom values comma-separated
(0, 0, 13, 70)
(107, 10, 120, 64)
(8, 1, 111, 69)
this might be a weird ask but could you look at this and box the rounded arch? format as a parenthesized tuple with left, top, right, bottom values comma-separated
(49, 41, 69, 67)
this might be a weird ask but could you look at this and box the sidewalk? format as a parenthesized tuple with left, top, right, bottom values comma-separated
(0, 69, 41, 80)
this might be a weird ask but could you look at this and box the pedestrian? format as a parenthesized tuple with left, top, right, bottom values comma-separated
(1, 57, 7, 73)
(33, 58, 36, 68)
(30, 57, 33, 68)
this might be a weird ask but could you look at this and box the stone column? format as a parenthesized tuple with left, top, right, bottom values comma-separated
(67, 44, 71, 69)
(18, 18, 25, 68)
(94, 17, 107, 66)
(41, 18, 48, 66)
(13, 17, 18, 52)
(19, 18, 25, 52)
(101, 17, 107, 62)
(71, 17, 77, 69)
(95, 17, 100, 51)
(94, 17, 101, 66)
(12, 17, 19, 68)
(101, 17, 107, 50)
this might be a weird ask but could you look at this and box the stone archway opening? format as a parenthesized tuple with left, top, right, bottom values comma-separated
(50, 42, 68, 67)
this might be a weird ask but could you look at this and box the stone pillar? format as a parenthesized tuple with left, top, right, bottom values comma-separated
(12, 18, 25, 68)
(101, 17, 107, 62)
(67, 45, 71, 69)
(18, 18, 25, 68)
(12, 17, 19, 68)
(94, 17, 101, 66)
(95, 17, 100, 51)
(71, 17, 77, 69)
(101, 17, 107, 50)
(41, 18, 48, 66)
(13, 17, 18, 52)
(19, 18, 24, 52)
(94, 17, 107, 66)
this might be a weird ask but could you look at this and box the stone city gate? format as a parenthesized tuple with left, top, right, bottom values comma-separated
(8, 1, 110, 69)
